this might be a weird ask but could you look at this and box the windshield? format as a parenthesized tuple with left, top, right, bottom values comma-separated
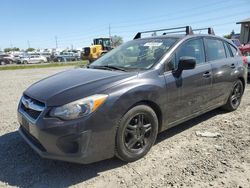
(90, 38, 177, 70)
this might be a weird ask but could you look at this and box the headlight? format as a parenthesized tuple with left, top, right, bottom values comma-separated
(49, 94, 108, 120)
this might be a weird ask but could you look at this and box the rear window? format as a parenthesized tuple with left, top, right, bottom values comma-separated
(205, 38, 226, 61)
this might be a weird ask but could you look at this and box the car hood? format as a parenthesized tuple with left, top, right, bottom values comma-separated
(24, 68, 137, 106)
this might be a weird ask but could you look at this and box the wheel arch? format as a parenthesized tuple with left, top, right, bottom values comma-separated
(131, 100, 163, 133)
(238, 76, 245, 92)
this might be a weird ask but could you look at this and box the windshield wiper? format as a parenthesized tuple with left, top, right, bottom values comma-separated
(91, 65, 127, 72)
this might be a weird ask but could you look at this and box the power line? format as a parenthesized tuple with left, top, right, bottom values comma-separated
(112, 2, 249, 30)
(110, 0, 232, 26)
(4, 0, 249, 49)
(8, 1, 241, 46)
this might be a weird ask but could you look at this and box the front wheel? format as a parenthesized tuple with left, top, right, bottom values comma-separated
(115, 105, 158, 162)
(222, 80, 244, 111)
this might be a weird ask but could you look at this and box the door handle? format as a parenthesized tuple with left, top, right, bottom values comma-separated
(203, 71, 211, 78)
(230, 63, 236, 69)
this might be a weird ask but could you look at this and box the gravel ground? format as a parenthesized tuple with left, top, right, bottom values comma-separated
(0, 67, 249, 188)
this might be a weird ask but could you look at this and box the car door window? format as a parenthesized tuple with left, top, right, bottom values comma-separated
(205, 38, 226, 61)
(223, 42, 232, 58)
(174, 38, 205, 69)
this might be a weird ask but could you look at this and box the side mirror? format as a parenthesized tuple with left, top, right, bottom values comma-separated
(178, 56, 196, 70)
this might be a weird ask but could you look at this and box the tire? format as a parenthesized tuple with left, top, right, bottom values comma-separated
(222, 80, 244, 111)
(0, 61, 6, 65)
(40, 60, 45, 63)
(4, 59, 11, 64)
(115, 105, 158, 162)
(23, 60, 28, 64)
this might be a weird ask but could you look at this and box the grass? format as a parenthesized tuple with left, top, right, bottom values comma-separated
(0, 61, 88, 71)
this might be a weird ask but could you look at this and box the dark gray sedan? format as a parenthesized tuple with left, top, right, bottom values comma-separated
(17, 26, 248, 164)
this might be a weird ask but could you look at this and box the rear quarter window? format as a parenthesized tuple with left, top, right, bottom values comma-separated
(224, 42, 232, 58)
(229, 44, 238, 57)
(205, 38, 226, 61)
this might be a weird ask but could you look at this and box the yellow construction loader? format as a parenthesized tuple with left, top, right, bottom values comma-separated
(82, 38, 113, 63)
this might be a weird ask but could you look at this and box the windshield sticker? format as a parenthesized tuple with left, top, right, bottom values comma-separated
(144, 42, 163, 47)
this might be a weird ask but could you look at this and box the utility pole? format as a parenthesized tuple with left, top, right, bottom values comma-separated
(27, 40, 30, 48)
(109, 24, 111, 38)
(109, 24, 113, 47)
(55, 36, 58, 49)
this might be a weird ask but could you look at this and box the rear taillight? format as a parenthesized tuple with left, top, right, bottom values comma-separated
(242, 56, 248, 65)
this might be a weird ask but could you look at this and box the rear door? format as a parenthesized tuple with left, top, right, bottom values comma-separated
(204, 38, 235, 106)
(164, 37, 213, 124)
(33, 55, 40, 63)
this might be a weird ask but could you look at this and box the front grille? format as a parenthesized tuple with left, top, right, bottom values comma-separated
(20, 126, 46, 152)
(20, 95, 45, 121)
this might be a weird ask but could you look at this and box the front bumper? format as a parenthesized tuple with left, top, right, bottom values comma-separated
(17, 99, 117, 164)
(18, 126, 92, 164)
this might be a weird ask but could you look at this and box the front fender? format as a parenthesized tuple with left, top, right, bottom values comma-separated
(105, 74, 167, 129)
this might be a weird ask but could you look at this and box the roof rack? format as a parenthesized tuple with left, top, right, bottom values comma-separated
(192, 27, 215, 35)
(133, 26, 193, 39)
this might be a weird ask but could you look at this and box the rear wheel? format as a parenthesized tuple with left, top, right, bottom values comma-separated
(23, 60, 28, 64)
(115, 105, 158, 162)
(222, 80, 244, 111)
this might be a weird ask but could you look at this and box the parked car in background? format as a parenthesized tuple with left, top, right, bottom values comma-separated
(20, 55, 47, 64)
(245, 56, 250, 77)
(0, 54, 11, 65)
(17, 26, 247, 164)
(40, 52, 52, 62)
(0, 54, 21, 65)
(231, 39, 250, 56)
(53, 52, 79, 62)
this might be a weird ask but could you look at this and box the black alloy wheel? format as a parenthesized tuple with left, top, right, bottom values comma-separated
(222, 80, 244, 111)
(230, 81, 243, 109)
(116, 105, 158, 162)
(124, 114, 152, 151)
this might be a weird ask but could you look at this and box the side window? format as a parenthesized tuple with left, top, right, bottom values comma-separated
(166, 54, 176, 71)
(176, 38, 205, 67)
(229, 44, 238, 57)
(205, 38, 226, 61)
(223, 42, 232, 58)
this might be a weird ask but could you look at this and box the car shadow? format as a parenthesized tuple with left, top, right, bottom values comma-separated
(0, 108, 224, 187)
(0, 131, 126, 187)
(156, 108, 224, 144)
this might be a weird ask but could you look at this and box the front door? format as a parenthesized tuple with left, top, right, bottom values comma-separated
(164, 38, 212, 125)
